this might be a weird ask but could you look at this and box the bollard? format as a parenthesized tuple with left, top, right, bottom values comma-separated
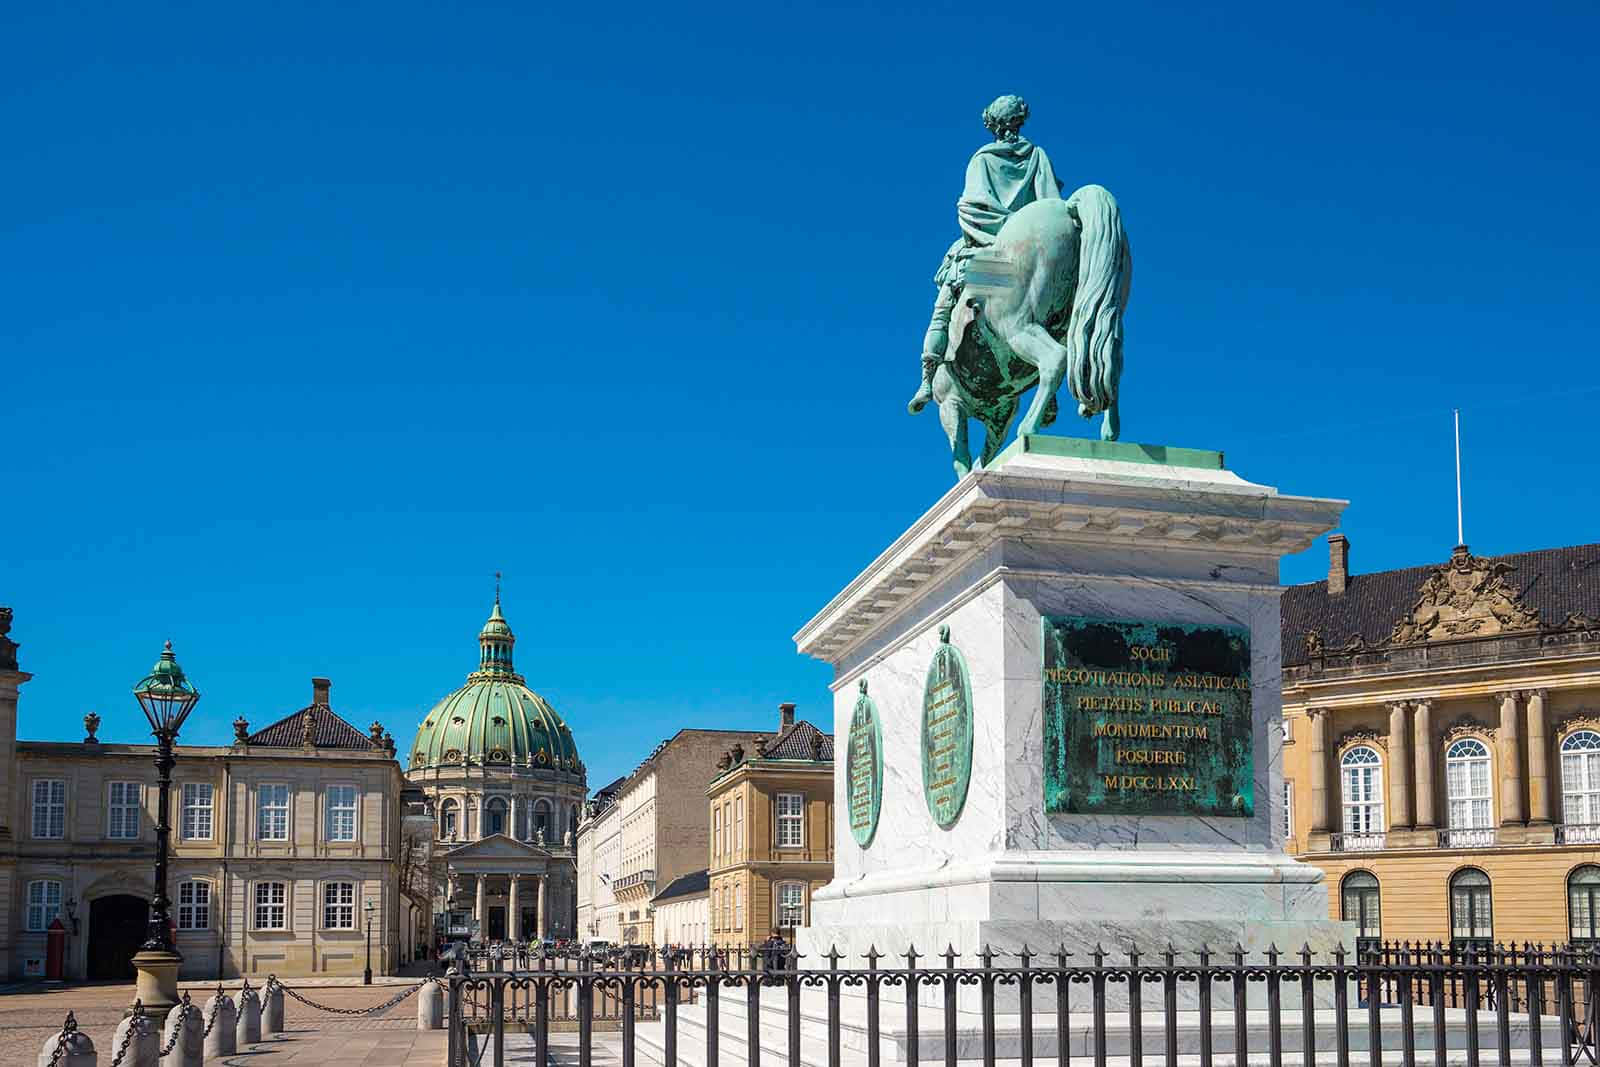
(203, 987, 237, 1059)
(162, 996, 202, 1067)
(113, 1011, 159, 1067)
(37, 1013, 95, 1067)
(418, 979, 444, 1030)
(263, 979, 284, 1035)
(236, 980, 262, 1046)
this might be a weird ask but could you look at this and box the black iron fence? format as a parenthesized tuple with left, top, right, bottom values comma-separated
(446, 942, 1600, 1067)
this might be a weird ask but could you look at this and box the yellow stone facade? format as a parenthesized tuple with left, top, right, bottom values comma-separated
(706, 706, 833, 949)
(1283, 539, 1600, 949)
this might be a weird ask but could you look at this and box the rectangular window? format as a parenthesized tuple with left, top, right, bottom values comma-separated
(255, 882, 287, 929)
(326, 785, 357, 842)
(712, 806, 722, 863)
(32, 779, 66, 839)
(735, 796, 743, 852)
(26, 880, 62, 931)
(1283, 780, 1294, 844)
(778, 883, 805, 927)
(777, 793, 804, 848)
(107, 781, 142, 839)
(257, 784, 289, 841)
(323, 881, 355, 929)
(181, 783, 214, 841)
(734, 888, 742, 930)
(177, 881, 210, 930)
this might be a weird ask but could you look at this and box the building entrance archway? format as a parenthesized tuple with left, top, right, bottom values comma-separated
(88, 895, 148, 981)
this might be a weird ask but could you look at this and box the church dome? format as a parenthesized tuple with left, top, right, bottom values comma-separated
(408, 596, 583, 775)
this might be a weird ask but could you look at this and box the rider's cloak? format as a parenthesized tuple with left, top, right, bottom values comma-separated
(956, 137, 1062, 246)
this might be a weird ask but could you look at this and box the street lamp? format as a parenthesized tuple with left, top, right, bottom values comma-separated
(364, 899, 377, 984)
(128, 640, 200, 1019)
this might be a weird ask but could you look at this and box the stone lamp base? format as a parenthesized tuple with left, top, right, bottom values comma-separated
(129, 947, 182, 1019)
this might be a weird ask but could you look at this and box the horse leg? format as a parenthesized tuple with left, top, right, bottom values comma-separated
(977, 399, 1019, 469)
(1102, 398, 1120, 441)
(933, 366, 972, 478)
(1007, 323, 1072, 437)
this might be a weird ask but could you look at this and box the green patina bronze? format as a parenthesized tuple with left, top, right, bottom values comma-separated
(921, 625, 974, 829)
(846, 679, 884, 848)
(908, 96, 1134, 480)
(1042, 616, 1253, 818)
(991, 434, 1224, 471)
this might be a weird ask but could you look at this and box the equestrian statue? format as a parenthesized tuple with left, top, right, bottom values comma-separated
(907, 95, 1132, 478)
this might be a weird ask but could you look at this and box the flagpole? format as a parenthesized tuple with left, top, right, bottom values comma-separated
(1454, 409, 1464, 546)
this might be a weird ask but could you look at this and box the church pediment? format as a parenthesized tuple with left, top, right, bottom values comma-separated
(443, 833, 549, 862)
(1388, 546, 1540, 645)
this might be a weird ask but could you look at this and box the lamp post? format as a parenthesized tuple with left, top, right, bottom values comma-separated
(364, 899, 376, 984)
(128, 641, 200, 1019)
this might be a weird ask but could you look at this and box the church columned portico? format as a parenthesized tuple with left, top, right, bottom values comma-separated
(443, 834, 572, 942)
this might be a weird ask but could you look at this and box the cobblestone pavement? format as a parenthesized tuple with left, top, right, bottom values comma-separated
(0, 979, 443, 1067)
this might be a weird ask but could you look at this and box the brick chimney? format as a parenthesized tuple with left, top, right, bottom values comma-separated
(779, 702, 796, 731)
(1328, 534, 1350, 597)
(312, 677, 331, 706)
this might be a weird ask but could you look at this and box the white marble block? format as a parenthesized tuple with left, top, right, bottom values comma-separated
(793, 439, 1352, 976)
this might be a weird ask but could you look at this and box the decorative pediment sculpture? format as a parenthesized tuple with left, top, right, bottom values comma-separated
(1441, 718, 1497, 745)
(1338, 728, 1386, 752)
(1303, 631, 1325, 658)
(1388, 547, 1540, 645)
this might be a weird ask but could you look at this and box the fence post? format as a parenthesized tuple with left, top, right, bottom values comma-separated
(264, 979, 285, 1035)
(419, 978, 444, 1030)
(161, 995, 202, 1067)
(38, 1013, 95, 1067)
(447, 969, 462, 1067)
(237, 979, 262, 1045)
(113, 1009, 159, 1067)
(203, 987, 237, 1059)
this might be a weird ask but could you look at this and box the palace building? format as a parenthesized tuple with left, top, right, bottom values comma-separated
(707, 704, 833, 950)
(0, 609, 408, 981)
(404, 595, 584, 943)
(1282, 537, 1600, 950)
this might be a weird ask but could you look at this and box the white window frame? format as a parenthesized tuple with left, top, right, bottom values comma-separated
(1340, 746, 1385, 836)
(776, 793, 804, 849)
(1445, 738, 1494, 830)
(177, 880, 211, 931)
(254, 881, 288, 930)
(106, 780, 142, 840)
(31, 779, 66, 840)
(323, 881, 356, 929)
(1283, 780, 1294, 845)
(257, 783, 290, 841)
(1563, 731, 1600, 828)
(776, 881, 806, 928)
(25, 880, 63, 931)
(735, 796, 743, 852)
(180, 782, 214, 842)
(325, 785, 358, 842)
(712, 806, 722, 863)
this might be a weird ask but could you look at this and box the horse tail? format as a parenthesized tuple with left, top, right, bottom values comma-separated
(1063, 184, 1132, 418)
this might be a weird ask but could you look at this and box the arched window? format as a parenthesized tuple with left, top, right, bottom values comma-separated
(1570, 866, 1600, 944)
(1562, 731, 1600, 835)
(534, 799, 552, 842)
(568, 807, 578, 842)
(1449, 868, 1493, 951)
(485, 797, 508, 837)
(439, 799, 459, 841)
(1340, 871, 1381, 954)
(1444, 738, 1494, 846)
(1340, 746, 1384, 840)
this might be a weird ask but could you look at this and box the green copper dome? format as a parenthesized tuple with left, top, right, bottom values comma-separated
(408, 596, 582, 774)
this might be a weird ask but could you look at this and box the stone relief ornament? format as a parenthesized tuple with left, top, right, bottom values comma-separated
(1304, 631, 1325, 658)
(1337, 729, 1386, 752)
(1441, 718, 1497, 745)
(1388, 546, 1540, 645)
(1558, 715, 1600, 738)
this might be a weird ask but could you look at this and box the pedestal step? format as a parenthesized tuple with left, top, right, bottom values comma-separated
(631, 987, 1565, 1067)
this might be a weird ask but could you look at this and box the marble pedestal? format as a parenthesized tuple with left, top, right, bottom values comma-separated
(793, 437, 1351, 990)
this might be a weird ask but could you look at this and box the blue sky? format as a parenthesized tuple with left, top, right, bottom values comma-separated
(3, 1, 1596, 789)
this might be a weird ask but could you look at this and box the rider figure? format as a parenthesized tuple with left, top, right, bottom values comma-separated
(908, 95, 1063, 414)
